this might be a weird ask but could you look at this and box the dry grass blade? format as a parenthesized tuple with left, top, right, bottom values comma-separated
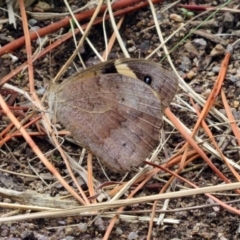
(6, 1, 16, 28)
(1, 181, 240, 223)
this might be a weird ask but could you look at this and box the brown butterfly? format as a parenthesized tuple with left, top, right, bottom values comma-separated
(48, 58, 178, 172)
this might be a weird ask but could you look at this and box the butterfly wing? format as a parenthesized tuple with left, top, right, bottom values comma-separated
(114, 58, 178, 110)
(51, 73, 163, 172)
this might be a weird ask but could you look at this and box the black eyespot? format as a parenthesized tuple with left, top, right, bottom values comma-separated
(122, 143, 126, 147)
(144, 75, 152, 85)
(121, 98, 125, 102)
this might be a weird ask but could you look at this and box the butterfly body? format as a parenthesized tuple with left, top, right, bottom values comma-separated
(48, 59, 178, 172)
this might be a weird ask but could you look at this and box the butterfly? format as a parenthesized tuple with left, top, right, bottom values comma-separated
(48, 58, 178, 172)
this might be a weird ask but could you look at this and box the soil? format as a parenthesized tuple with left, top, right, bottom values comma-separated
(1, 0, 240, 239)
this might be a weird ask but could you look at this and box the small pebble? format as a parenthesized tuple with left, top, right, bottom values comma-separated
(139, 40, 150, 53)
(237, 224, 240, 233)
(28, 18, 38, 26)
(194, 86, 203, 93)
(235, 81, 240, 87)
(34, 1, 51, 11)
(179, 56, 192, 72)
(202, 88, 211, 98)
(207, 212, 217, 217)
(1, 229, 9, 237)
(128, 46, 136, 52)
(94, 217, 105, 231)
(36, 87, 45, 95)
(3, 198, 12, 203)
(20, 231, 34, 239)
(128, 232, 139, 240)
(206, 71, 215, 77)
(212, 66, 220, 73)
(186, 70, 196, 79)
(218, 233, 228, 240)
(232, 109, 240, 120)
(65, 227, 73, 236)
(233, 100, 239, 108)
(170, 13, 183, 22)
(227, 74, 239, 83)
(65, 237, 74, 240)
(210, 44, 225, 57)
(58, 221, 66, 225)
(156, 11, 163, 21)
(115, 227, 123, 235)
(35, 234, 49, 240)
(78, 222, 87, 232)
(193, 38, 207, 50)
(70, 5, 78, 11)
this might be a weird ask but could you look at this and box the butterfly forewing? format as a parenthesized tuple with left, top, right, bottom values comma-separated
(52, 73, 163, 172)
